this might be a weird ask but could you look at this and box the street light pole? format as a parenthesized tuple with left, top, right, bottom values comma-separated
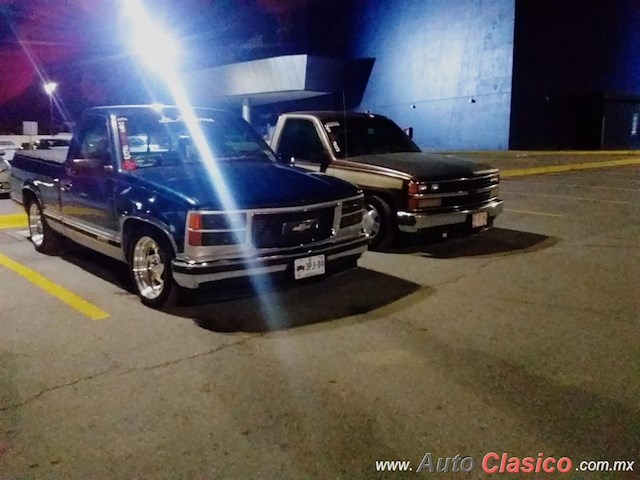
(43, 82, 58, 135)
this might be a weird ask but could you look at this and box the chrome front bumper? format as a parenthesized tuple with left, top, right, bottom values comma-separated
(396, 200, 503, 233)
(171, 234, 369, 289)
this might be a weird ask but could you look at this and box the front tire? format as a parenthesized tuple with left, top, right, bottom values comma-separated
(128, 228, 178, 308)
(363, 194, 396, 250)
(27, 199, 62, 254)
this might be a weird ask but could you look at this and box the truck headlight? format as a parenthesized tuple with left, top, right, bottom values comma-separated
(409, 181, 440, 194)
(187, 212, 247, 246)
(340, 197, 365, 228)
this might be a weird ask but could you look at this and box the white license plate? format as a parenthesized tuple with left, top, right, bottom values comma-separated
(294, 255, 326, 280)
(472, 211, 488, 228)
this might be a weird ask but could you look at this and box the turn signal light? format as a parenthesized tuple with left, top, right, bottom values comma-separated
(407, 197, 442, 211)
(188, 213, 203, 246)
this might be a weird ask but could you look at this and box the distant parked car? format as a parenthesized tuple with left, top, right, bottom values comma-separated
(0, 140, 19, 162)
(30, 138, 72, 150)
(0, 156, 11, 196)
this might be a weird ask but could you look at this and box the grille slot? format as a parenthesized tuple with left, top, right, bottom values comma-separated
(440, 190, 495, 208)
(435, 174, 499, 194)
(416, 174, 499, 211)
(251, 207, 335, 248)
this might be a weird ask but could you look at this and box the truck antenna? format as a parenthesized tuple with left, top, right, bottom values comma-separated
(342, 90, 348, 158)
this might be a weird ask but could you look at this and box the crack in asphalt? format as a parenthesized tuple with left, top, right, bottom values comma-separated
(429, 258, 498, 288)
(115, 334, 261, 376)
(488, 295, 629, 321)
(0, 335, 261, 412)
(0, 366, 118, 413)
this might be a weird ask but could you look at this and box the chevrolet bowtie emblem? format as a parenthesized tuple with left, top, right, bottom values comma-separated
(282, 219, 318, 235)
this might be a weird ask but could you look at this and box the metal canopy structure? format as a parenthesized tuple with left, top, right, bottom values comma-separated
(184, 54, 345, 122)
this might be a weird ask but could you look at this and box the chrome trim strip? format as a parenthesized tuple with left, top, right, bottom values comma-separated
(172, 236, 368, 289)
(340, 209, 365, 217)
(397, 200, 503, 232)
(189, 228, 247, 234)
(43, 210, 63, 222)
(411, 185, 499, 198)
(412, 172, 499, 184)
(173, 265, 288, 288)
(63, 226, 126, 261)
(190, 194, 363, 215)
(63, 216, 120, 244)
(327, 245, 368, 261)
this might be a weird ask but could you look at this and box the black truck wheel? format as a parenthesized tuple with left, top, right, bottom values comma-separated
(27, 199, 62, 254)
(363, 194, 396, 250)
(128, 227, 178, 308)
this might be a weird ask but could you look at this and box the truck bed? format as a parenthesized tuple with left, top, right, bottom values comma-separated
(10, 150, 67, 206)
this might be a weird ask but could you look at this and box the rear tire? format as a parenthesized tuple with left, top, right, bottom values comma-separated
(128, 227, 178, 309)
(27, 199, 62, 254)
(363, 194, 396, 250)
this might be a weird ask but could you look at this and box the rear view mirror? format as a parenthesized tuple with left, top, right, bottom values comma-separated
(404, 127, 414, 139)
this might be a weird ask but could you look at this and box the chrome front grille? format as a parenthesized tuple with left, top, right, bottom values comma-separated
(251, 207, 335, 248)
(435, 173, 499, 194)
(414, 173, 500, 212)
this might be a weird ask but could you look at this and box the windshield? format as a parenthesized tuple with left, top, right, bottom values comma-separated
(116, 109, 275, 169)
(325, 116, 420, 159)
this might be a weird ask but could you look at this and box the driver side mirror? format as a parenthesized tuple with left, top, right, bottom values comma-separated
(404, 127, 414, 139)
(313, 149, 331, 173)
(276, 153, 297, 167)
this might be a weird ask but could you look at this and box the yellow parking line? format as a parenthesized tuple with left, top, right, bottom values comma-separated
(0, 213, 28, 230)
(0, 252, 109, 320)
(501, 158, 640, 178)
(501, 191, 630, 204)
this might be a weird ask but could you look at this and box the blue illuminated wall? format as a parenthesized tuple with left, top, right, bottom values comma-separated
(348, 0, 516, 150)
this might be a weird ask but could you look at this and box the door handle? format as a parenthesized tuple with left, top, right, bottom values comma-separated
(60, 180, 72, 192)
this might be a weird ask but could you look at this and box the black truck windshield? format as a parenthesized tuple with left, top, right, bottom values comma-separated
(117, 109, 275, 169)
(325, 116, 420, 159)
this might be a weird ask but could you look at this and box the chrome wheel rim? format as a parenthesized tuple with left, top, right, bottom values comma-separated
(132, 236, 165, 300)
(28, 202, 44, 247)
(363, 203, 381, 239)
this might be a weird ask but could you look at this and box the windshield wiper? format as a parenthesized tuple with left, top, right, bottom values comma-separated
(216, 153, 268, 161)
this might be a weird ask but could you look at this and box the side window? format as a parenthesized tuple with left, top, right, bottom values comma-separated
(278, 119, 326, 163)
(69, 116, 112, 165)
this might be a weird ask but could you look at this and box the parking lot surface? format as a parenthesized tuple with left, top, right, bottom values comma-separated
(0, 164, 638, 479)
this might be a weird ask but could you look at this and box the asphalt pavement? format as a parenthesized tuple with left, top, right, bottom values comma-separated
(0, 153, 638, 479)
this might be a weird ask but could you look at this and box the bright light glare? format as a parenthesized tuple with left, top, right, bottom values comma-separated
(121, 0, 240, 238)
(43, 82, 57, 96)
(127, 1, 179, 72)
(121, 0, 287, 332)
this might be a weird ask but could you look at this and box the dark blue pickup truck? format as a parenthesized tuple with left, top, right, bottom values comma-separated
(10, 105, 368, 307)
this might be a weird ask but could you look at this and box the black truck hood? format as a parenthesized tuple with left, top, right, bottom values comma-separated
(126, 161, 359, 210)
(346, 152, 497, 180)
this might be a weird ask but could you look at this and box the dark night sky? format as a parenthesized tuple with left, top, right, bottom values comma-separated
(0, 0, 353, 132)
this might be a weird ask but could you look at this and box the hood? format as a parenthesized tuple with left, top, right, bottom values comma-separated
(347, 152, 497, 180)
(125, 161, 359, 210)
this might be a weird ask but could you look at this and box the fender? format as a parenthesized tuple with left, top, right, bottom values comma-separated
(120, 214, 180, 257)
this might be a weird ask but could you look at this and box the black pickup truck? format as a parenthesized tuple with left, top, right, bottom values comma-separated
(10, 105, 368, 307)
(271, 111, 503, 249)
